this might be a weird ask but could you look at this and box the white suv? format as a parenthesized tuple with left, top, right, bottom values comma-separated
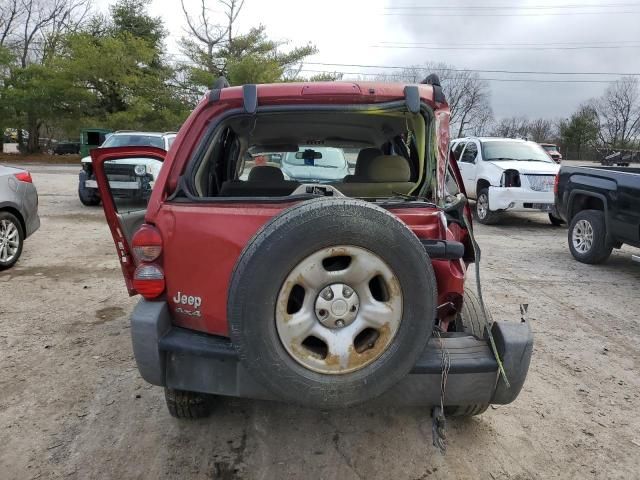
(79, 131, 176, 206)
(451, 137, 562, 225)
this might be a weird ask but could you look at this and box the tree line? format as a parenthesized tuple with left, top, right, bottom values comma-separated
(375, 64, 640, 160)
(1, 0, 638, 159)
(491, 77, 640, 159)
(0, 0, 319, 153)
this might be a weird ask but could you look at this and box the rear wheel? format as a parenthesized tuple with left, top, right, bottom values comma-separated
(0, 211, 24, 270)
(568, 210, 612, 264)
(455, 287, 493, 338)
(164, 388, 215, 419)
(447, 288, 492, 417)
(475, 188, 499, 225)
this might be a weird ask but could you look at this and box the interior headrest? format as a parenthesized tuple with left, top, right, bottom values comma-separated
(248, 165, 284, 182)
(359, 155, 411, 182)
(354, 148, 383, 176)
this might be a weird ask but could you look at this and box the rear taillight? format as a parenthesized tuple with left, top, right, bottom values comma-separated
(133, 264, 165, 298)
(132, 224, 162, 262)
(14, 171, 33, 183)
(553, 173, 560, 194)
(131, 224, 164, 299)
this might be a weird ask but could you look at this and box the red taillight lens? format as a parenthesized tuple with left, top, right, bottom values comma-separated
(132, 224, 162, 262)
(553, 173, 560, 194)
(133, 264, 165, 298)
(14, 171, 33, 183)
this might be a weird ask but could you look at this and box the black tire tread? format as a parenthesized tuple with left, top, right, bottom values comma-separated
(164, 388, 214, 419)
(445, 404, 489, 417)
(458, 287, 494, 339)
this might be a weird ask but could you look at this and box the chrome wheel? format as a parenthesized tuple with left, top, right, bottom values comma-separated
(477, 194, 489, 220)
(572, 219, 594, 253)
(276, 245, 403, 375)
(0, 219, 20, 263)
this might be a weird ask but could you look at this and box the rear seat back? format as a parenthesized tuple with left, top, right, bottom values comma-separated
(343, 148, 383, 183)
(335, 155, 415, 198)
(219, 165, 300, 197)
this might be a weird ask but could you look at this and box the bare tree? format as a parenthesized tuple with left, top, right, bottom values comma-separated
(0, 0, 24, 47)
(375, 63, 493, 138)
(16, 0, 90, 67)
(445, 70, 492, 138)
(527, 118, 555, 143)
(592, 76, 640, 148)
(491, 116, 529, 138)
(179, 0, 244, 76)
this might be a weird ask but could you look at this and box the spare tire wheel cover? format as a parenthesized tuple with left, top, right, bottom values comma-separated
(228, 198, 437, 407)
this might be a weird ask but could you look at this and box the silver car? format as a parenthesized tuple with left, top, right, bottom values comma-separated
(0, 165, 40, 269)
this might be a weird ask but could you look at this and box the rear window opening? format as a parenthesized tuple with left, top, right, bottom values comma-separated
(189, 108, 434, 202)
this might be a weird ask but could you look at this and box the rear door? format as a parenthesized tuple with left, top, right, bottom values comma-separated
(91, 146, 166, 294)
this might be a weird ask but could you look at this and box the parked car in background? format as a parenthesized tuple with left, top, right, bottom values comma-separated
(53, 141, 81, 155)
(539, 143, 562, 164)
(601, 149, 639, 167)
(281, 147, 350, 182)
(554, 165, 640, 264)
(0, 165, 40, 269)
(451, 137, 562, 225)
(78, 131, 176, 206)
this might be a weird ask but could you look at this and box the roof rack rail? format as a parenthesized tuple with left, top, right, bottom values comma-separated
(421, 73, 446, 104)
(212, 76, 230, 90)
(210, 76, 230, 103)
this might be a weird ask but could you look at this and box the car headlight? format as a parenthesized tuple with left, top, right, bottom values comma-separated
(134, 165, 146, 176)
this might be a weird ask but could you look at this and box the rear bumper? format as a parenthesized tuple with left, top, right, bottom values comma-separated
(488, 187, 555, 213)
(130, 300, 533, 407)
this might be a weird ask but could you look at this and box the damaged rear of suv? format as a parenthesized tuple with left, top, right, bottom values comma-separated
(92, 78, 533, 421)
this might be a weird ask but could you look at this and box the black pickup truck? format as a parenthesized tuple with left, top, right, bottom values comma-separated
(555, 166, 640, 264)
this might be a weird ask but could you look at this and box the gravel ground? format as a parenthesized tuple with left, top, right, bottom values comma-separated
(1, 164, 639, 480)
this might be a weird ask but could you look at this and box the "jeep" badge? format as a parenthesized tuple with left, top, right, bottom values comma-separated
(172, 291, 202, 310)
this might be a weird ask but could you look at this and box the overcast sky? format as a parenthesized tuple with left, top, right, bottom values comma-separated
(131, 0, 640, 120)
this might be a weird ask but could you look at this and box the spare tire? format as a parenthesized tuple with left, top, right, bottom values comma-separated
(228, 198, 437, 408)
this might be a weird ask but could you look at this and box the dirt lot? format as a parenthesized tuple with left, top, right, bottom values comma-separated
(1, 164, 639, 480)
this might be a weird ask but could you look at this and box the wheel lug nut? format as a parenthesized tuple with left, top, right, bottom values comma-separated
(342, 286, 353, 298)
(335, 319, 345, 328)
(321, 288, 333, 300)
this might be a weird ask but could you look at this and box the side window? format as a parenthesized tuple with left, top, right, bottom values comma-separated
(452, 142, 466, 161)
(460, 142, 478, 163)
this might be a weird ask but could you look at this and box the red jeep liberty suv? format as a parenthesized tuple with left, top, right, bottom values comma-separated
(92, 77, 532, 420)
